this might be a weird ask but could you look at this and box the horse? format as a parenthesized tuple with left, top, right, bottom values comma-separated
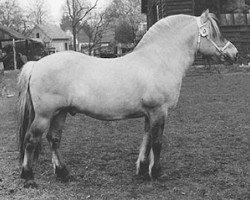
(17, 10, 238, 188)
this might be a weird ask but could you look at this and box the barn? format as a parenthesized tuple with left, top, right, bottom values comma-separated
(142, 0, 250, 62)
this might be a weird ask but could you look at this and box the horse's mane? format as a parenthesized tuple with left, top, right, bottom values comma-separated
(136, 12, 222, 50)
(206, 13, 222, 39)
(136, 14, 191, 49)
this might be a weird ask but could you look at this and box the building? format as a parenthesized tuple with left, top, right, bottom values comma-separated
(0, 25, 45, 70)
(142, 0, 250, 62)
(29, 24, 70, 54)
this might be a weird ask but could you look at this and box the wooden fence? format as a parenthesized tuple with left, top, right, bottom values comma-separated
(220, 13, 250, 26)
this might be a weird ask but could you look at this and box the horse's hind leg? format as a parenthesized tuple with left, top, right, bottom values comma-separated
(21, 115, 50, 188)
(46, 110, 69, 182)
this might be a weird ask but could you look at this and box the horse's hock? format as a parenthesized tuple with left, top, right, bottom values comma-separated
(0, 62, 5, 97)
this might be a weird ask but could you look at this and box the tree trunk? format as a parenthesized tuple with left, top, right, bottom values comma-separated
(73, 27, 77, 51)
(88, 44, 92, 55)
(0, 62, 5, 97)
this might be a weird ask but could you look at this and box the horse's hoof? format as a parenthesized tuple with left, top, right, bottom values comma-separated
(24, 180, 38, 189)
(135, 173, 151, 181)
(150, 165, 162, 180)
(20, 168, 34, 180)
(55, 166, 70, 182)
(137, 161, 149, 176)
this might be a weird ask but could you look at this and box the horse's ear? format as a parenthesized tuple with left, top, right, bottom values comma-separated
(200, 9, 209, 23)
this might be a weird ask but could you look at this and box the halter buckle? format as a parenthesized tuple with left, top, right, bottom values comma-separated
(199, 27, 209, 37)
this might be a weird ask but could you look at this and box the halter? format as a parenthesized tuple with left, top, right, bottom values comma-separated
(196, 17, 231, 54)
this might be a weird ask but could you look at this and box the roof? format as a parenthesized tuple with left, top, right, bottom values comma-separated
(0, 25, 26, 41)
(35, 24, 70, 40)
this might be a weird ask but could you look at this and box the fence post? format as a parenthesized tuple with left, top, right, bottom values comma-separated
(13, 38, 17, 70)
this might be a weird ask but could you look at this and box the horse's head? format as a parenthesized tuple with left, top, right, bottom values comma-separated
(197, 10, 238, 63)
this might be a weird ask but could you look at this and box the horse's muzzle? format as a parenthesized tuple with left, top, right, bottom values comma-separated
(221, 51, 239, 64)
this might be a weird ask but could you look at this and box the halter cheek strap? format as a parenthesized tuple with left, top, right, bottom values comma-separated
(196, 17, 231, 54)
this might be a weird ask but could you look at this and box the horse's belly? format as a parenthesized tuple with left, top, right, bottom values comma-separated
(70, 91, 144, 120)
(76, 104, 145, 120)
(82, 109, 144, 120)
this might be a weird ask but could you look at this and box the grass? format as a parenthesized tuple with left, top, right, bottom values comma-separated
(0, 70, 249, 200)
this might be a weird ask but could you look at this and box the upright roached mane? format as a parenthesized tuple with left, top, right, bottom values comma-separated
(17, 10, 238, 188)
(206, 13, 222, 39)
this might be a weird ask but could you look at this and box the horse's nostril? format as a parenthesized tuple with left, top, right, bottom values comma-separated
(235, 52, 239, 61)
(236, 52, 239, 59)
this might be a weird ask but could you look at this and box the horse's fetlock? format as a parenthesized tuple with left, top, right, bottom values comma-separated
(25, 143, 35, 152)
(152, 143, 162, 155)
(52, 138, 60, 148)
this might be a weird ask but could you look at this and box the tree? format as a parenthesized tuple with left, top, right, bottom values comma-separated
(0, 0, 27, 32)
(106, 0, 146, 44)
(62, 0, 99, 51)
(60, 15, 72, 32)
(26, 0, 50, 25)
(115, 20, 134, 44)
(82, 9, 114, 55)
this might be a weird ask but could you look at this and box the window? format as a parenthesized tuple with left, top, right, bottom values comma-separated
(36, 33, 40, 38)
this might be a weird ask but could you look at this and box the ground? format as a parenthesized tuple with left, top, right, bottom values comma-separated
(0, 69, 249, 200)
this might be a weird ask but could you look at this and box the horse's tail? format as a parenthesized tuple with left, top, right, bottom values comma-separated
(17, 61, 35, 162)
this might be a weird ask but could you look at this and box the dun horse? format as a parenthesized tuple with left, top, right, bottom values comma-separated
(18, 10, 238, 188)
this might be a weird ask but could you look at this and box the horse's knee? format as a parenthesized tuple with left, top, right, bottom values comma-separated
(24, 132, 41, 152)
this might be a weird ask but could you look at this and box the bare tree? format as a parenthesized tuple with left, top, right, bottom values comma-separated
(63, 0, 99, 51)
(26, 0, 50, 25)
(83, 9, 113, 55)
(0, 0, 26, 32)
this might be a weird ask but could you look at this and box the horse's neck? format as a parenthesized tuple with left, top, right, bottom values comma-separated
(136, 19, 198, 79)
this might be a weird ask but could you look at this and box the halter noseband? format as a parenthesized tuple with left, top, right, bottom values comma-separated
(196, 17, 231, 54)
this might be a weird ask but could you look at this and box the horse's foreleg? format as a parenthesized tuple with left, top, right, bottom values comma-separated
(46, 111, 69, 182)
(136, 116, 151, 177)
(136, 109, 166, 179)
(148, 112, 165, 179)
(21, 116, 50, 188)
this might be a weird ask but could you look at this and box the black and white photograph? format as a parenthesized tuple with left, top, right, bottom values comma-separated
(0, 0, 249, 199)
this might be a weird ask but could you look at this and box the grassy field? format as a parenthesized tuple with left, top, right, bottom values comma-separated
(0, 70, 249, 200)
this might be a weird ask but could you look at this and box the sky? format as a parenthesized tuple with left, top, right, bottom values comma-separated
(18, 0, 112, 25)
